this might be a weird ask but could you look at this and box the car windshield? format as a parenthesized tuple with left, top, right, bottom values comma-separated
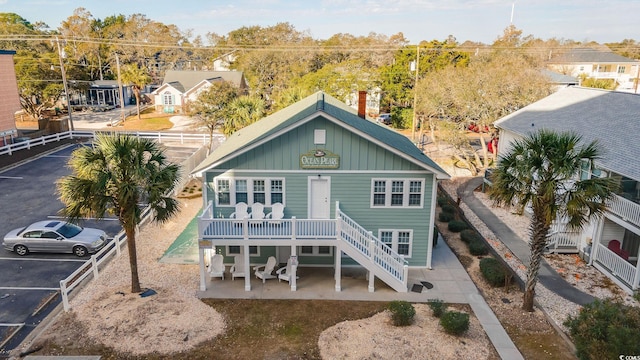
(57, 223, 83, 238)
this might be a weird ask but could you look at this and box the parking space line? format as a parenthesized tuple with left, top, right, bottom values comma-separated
(0, 176, 23, 179)
(0, 287, 60, 291)
(0, 257, 86, 262)
(43, 155, 70, 158)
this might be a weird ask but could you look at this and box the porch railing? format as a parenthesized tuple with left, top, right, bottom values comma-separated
(607, 195, 640, 229)
(546, 222, 581, 253)
(593, 242, 637, 289)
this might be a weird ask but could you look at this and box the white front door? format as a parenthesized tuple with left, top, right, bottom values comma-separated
(309, 177, 331, 219)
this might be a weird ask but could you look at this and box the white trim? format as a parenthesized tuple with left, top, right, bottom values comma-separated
(426, 175, 437, 269)
(215, 169, 434, 175)
(378, 229, 413, 258)
(214, 176, 285, 207)
(370, 178, 425, 208)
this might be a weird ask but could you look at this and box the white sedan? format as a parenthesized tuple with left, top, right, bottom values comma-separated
(2, 220, 107, 257)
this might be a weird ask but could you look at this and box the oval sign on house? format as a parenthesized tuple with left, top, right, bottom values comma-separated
(300, 149, 340, 169)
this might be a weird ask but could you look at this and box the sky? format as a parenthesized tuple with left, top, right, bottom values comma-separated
(3, 0, 639, 44)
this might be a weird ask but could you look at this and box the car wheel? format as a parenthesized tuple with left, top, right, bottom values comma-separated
(14, 244, 29, 256)
(73, 246, 88, 257)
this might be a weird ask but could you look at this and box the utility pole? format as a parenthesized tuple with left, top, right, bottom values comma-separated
(411, 45, 420, 142)
(55, 37, 74, 131)
(115, 53, 126, 124)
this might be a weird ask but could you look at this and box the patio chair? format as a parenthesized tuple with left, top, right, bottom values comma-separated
(254, 256, 277, 283)
(229, 202, 249, 219)
(250, 202, 266, 219)
(230, 255, 245, 281)
(276, 257, 299, 283)
(208, 254, 225, 280)
(607, 240, 630, 260)
(266, 202, 285, 223)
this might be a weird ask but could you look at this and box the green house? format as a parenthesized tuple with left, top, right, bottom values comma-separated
(194, 92, 449, 292)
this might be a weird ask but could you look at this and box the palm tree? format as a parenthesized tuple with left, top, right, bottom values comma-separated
(489, 129, 616, 312)
(223, 95, 266, 136)
(57, 133, 180, 293)
(121, 64, 151, 120)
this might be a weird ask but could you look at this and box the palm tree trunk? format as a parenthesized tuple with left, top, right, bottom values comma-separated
(124, 226, 142, 293)
(134, 88, 141, 120)
(523, 212, 551, 311)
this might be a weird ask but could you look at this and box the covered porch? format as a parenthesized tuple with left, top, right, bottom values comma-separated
(590, 215, 640, 293)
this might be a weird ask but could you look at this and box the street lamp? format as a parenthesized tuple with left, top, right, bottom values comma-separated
(54, 36, 74, 131)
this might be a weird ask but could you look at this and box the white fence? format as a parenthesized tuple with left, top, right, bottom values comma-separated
(593, 243, 639, 292)
(0, 130, 219, 156)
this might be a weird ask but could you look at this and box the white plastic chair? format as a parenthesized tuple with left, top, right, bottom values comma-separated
(229, 202, 249, 219)
(208, 254, 225, 280)
(230, 255, 245, 281)
(254, 256, 277, 283)
(276, 257, 298, 283)
(250, 202, 266, 219)
(266, 203, 284, 222)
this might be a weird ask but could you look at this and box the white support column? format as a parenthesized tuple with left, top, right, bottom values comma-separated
(368, 270, 375, 293)
(198, 247, 207, 291)
(335, 247, 342, 292)
(290, 245, 297, 291)
(243, 243, 251, 291)
(633, 245, 640, 291)
(368, 237, 375, 292)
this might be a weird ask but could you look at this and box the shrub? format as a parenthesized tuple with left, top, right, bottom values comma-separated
(428, 300, 446, 318)
(437, 196, 448, 207)
(479, 257, 507, 287)
(441, 204, 456, 214)
(439, 212, 454, 222)
(440, 311, 470, 335)
(447, 220, 468, 232)
(468, 238, 489, 255)
(460, 229, 481, 243)
(564, 299, 640, 360)
(388, 300, 416, 326)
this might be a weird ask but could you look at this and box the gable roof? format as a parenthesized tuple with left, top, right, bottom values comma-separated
(494, 86, 640, 181)
(161, 70, 246, 93)
(193, 91, 449, 179)
(541, 69, 578, 85)
(550, 48, 639, 64)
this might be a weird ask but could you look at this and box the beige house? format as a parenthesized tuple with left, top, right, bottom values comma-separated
(547, 48, 640, 92)
(0, 50, 21, 146)
(151, 70, 248, 114)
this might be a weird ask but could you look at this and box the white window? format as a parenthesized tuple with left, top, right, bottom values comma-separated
(299, 246, 333, 256)
(162, 91, 174, 105)
(227, 245, 259, 256)
(378, 229, 413, 257)
(215, 177, 285, 206)
(370, 179, 424, 208)
(314, 129, 326, 145)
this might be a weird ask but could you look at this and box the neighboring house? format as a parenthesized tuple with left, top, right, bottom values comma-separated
(0, 50, 21, 146)
(151, 70, 248, 114)
(547, 48, 640, 92)
(194, 91, 449, 293)
(81, 80, 132, 108)
(494, 86, 640, 293)
(541, 69, 579, 91)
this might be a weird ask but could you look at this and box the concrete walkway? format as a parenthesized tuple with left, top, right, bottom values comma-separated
(457, 176, 595, 306)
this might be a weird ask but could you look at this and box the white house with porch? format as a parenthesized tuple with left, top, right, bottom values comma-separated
(494, 86, 640, 294)
(193, 91, 449, 293)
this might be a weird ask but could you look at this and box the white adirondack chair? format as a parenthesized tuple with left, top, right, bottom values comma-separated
(208, 254, 225, 280)
(266, 203, 285, 223)
(229, 255, 245, 281)
(254, 256, 277, 283)
(250, 202, 266, 219)
(229, 202, 249, 219)
(276, 257, 298, 283)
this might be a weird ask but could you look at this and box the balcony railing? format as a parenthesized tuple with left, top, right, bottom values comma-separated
(593, 243, 638, 290)
(607, 194, 640, 228)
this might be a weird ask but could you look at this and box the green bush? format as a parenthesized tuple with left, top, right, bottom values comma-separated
(447, 220, 468, 232)
(428, 300, 446, 318)
(441, 204, 456, 214)
(439, 212, 454, 222)
(388, 300, 416, 326)
(479, 257, 507, 287)
(460, 229, 481, 243)
(468, 238, 489, 255)
(564, 299, 640, 360)
(440, 311, 470, 335)
(437, 196, 448, 207)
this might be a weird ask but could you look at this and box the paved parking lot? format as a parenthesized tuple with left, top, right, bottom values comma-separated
(0, 140, 202, 354)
